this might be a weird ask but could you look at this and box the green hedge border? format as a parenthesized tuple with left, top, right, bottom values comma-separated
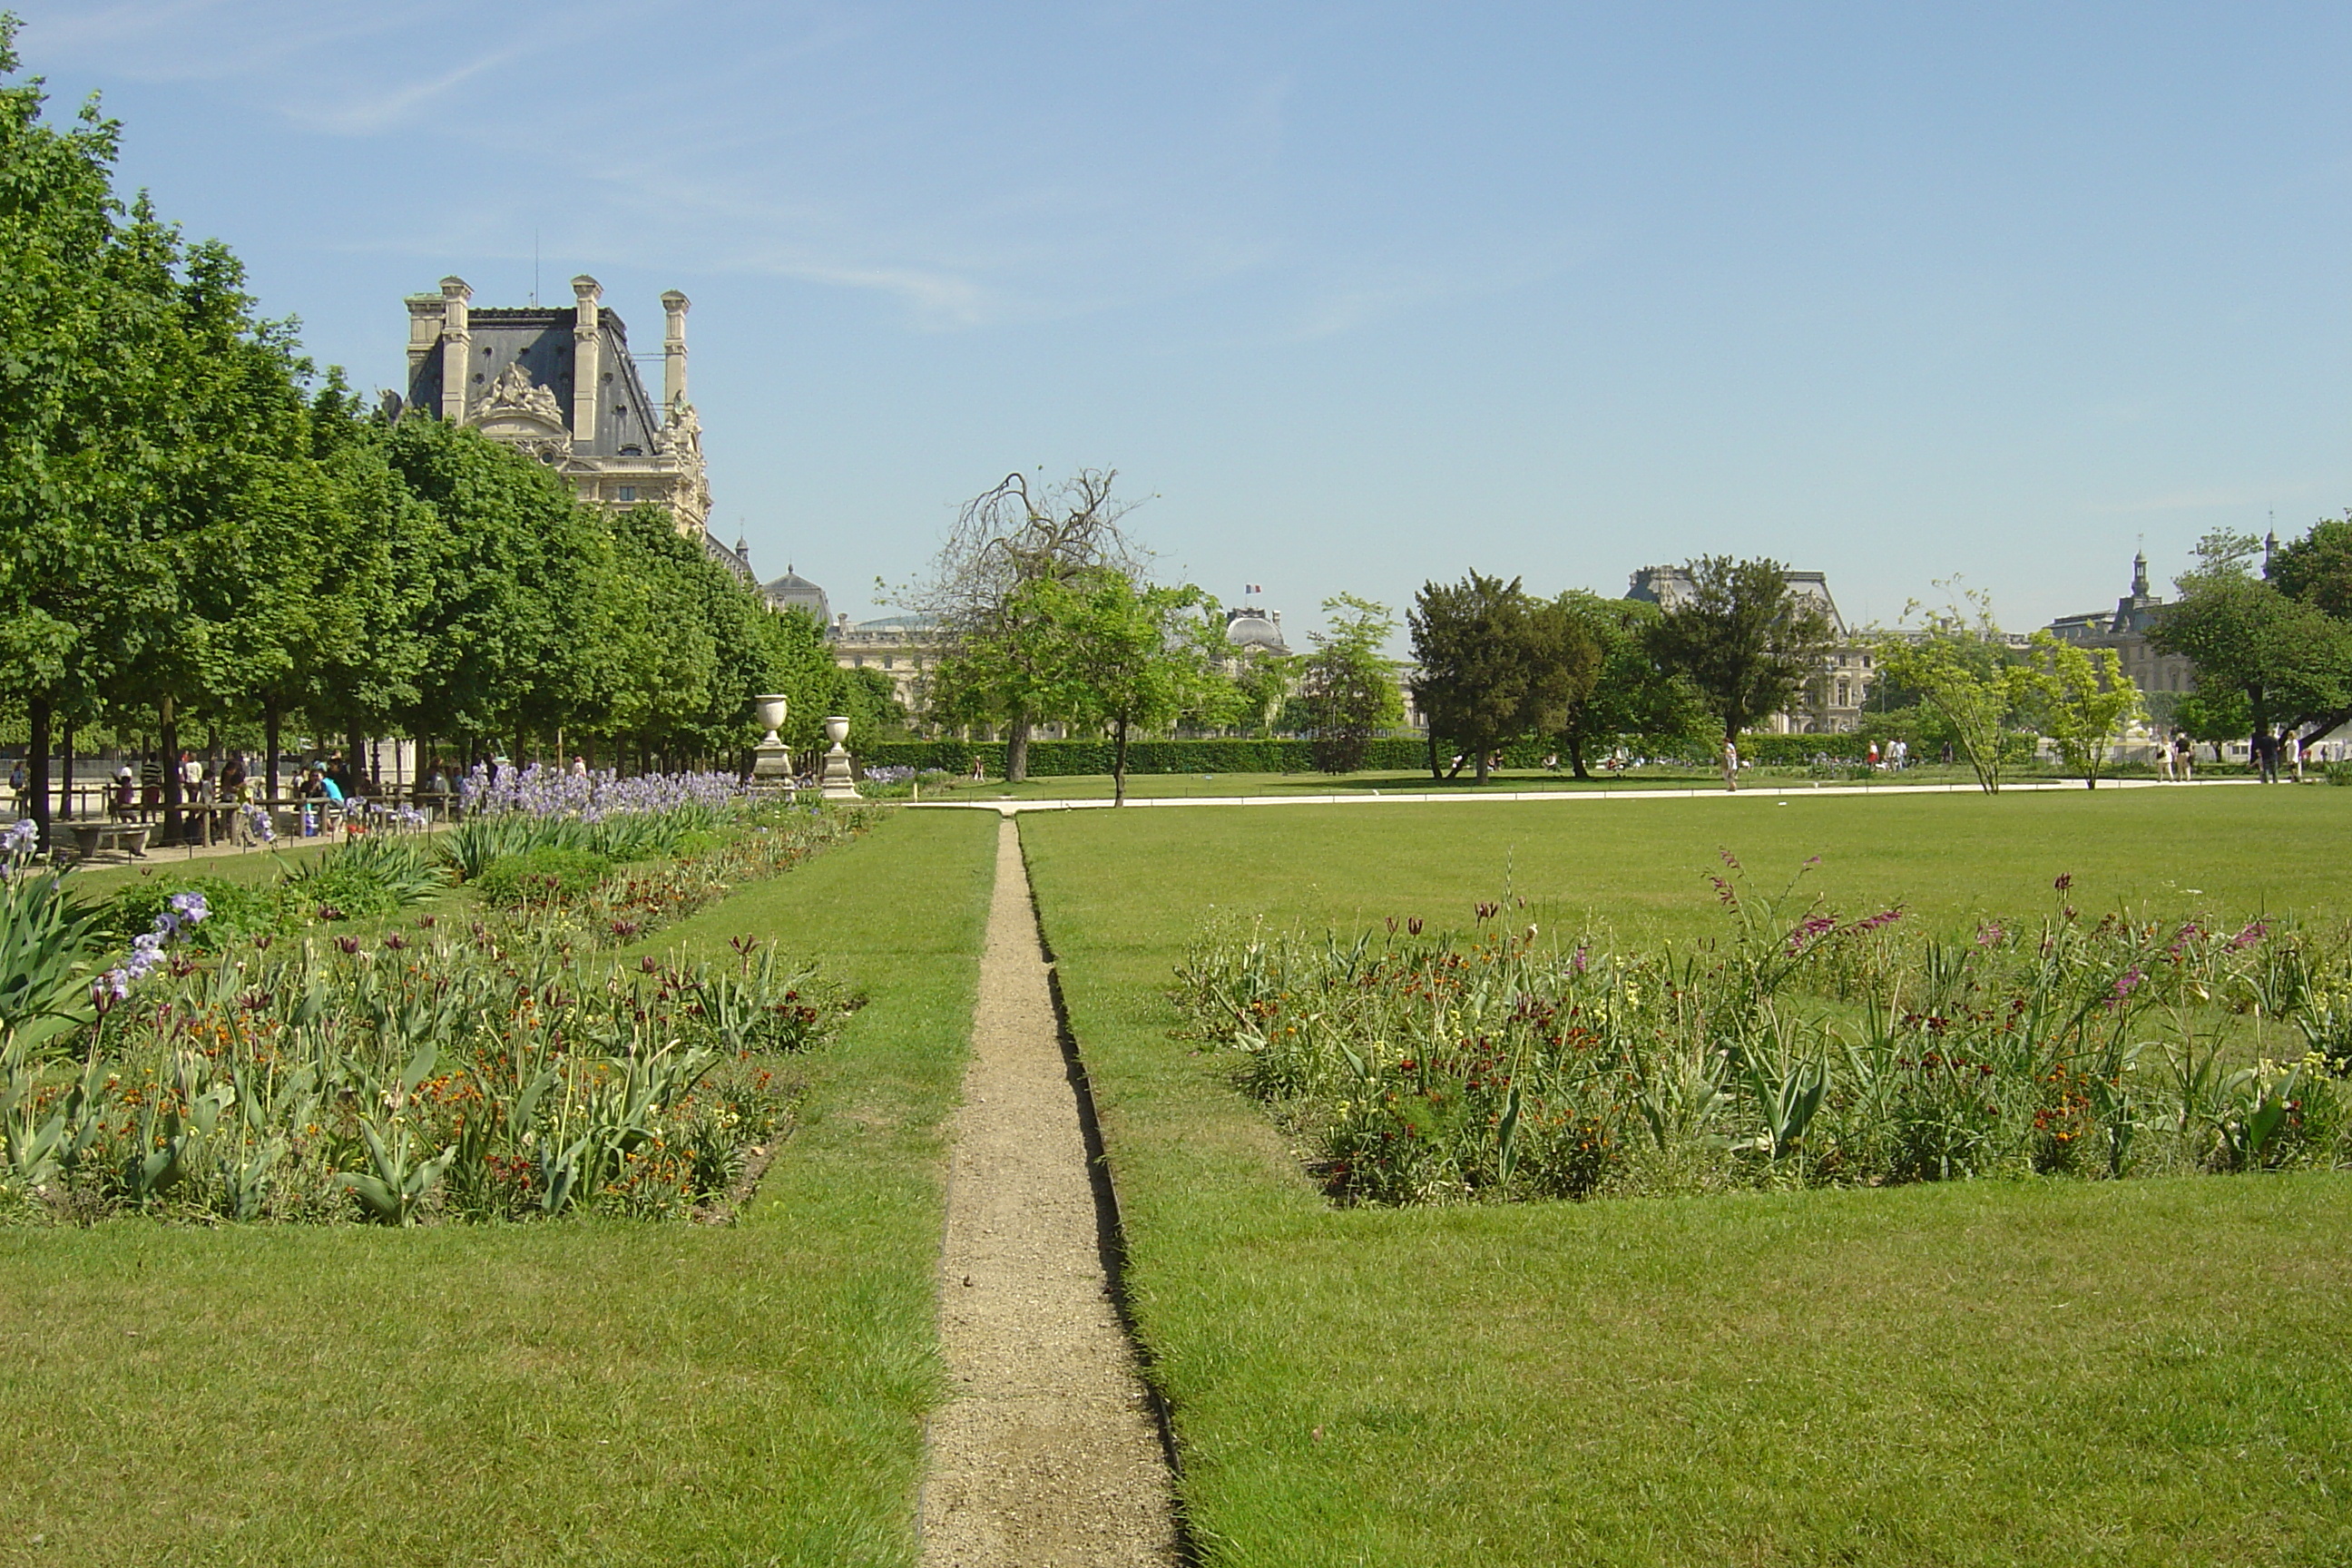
(858, 732, 1909, 777)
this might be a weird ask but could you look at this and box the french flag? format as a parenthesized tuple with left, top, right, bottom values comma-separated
(1245, 583, 1263, 595)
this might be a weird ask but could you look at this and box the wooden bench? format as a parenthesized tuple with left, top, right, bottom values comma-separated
(71, 822, 150, 861)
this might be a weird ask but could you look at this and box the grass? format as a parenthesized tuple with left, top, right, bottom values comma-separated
(0, 806, 995, 1568)
(1017, 787, 2352, 1565)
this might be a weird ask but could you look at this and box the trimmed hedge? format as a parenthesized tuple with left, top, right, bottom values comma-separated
(858, 732, 1902, 777)
(858, 737, 1439, 777)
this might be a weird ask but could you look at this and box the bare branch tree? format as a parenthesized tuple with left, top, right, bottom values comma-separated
(904, 469, 1151, 779)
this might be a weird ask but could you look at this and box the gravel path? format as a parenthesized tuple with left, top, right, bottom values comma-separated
(919, 818, 1180, 1568)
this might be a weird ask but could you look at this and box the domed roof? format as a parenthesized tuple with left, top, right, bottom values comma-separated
(1224, 604, 1289, 654)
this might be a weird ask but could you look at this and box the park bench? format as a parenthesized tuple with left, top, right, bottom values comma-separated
(70, 822, 150, 861)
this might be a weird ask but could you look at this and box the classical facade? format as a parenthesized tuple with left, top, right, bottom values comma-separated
(2044, 552, 2197, 699)
(1626, 564, 1875, 733)
(761, 566, 831, 624)
(832, 613, 938, 709)
(404, 275, 713, 540)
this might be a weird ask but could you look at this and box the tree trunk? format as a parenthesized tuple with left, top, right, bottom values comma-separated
(1112, 715, 1130, 806)
(1566, 734, 1592, 780)
(1426, 730, 1444, 781)
(264, 706, 282, 805)
(348, 722, 368, 797)
(160, 696, 183, 845)
(58, 719, 75, 820)
(1474, 749, 1492, 784)
(26, 696, 52, 854)
(1007, 711, 1032, 783)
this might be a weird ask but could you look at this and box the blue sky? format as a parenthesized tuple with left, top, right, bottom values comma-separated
(15, 2, 2351, 640)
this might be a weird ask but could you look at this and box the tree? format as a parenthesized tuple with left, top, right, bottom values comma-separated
(1025, 569, 1234, 805)
(1645, 557, 1837, 749)
(2021, 632, 2141, 789)
(1227, 650, 1295, 738)
(1409, 573, 1544, 783)
(2268, 513, 2352, 621)
(1875, 587, 2029, 794)
(2172, 687, 2251, 754)
(0, 22, 314, 845)
(1549, 593, 1708, 777)
(910, 469, 1146, 780)
(2151, 529, 2352, 750)
(1295, 595, 1404, 773)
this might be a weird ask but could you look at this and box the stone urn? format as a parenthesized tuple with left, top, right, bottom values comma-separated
(755, 694, 789, 749)
(751, 694, 793, 782)
(824, 715, 850, 749)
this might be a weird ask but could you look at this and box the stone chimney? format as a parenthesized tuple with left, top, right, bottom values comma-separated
(437, 277, 471, 424)
(406, 294, 445, 383)
(662, 290, 691, 412)
(570, 276, 603, 441)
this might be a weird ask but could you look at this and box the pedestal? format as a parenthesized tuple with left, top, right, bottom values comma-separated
(819, 744, 859, 800)
(751, 742, 794, 785)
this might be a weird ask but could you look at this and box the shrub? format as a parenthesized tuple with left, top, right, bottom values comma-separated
(2327, 760, 2352, 788)
(475, 847, 613, 906)
(440, 813, 586, 881)
(100, 876, 283, 951)
(283, 838, 445, 922)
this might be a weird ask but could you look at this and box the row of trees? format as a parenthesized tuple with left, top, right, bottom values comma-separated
(895, 456, 2352, 798)
(0, 29, 883, 846)
(1407, 558, 1829, 782)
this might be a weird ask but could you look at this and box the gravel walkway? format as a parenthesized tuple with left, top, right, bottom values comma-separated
(919, 818, 1180, 1568)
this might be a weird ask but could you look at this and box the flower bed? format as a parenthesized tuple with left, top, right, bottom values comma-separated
(1179, 860, 2352, 1204)
(0, 793, 885, 1224)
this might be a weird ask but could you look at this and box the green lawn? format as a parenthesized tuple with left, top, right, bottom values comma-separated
(904, 760, 2203, 803)
(0, 807, 995, 1568)
(1018, 788, 2352, 1565)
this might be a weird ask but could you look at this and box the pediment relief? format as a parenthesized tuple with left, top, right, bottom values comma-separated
(473, 359, 569, 436)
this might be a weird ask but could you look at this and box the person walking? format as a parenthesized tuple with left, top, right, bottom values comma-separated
(2156, 739, 2175, 782)
(2289, 732, 2305, 782)
(2254, 730, 2279, 783)
(1721, 738, 1740, 792)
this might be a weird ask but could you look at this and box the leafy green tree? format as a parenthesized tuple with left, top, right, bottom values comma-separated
(1549, 593, 1707, 777)
(2267, 513, 2352, 621)
(2151, 529, 2352, 750)
(1875, 588, 2029, 794)
(0, 21, 314, 842)
(1296, 595, 1404, 773)
(1227, 650, 1296, 739)
(911, 469, 1145, 779)
(376, 416, 609, 760)
(1409, 573, 1546, 783)
(2172, 687, 2251, 753)
(1645, 557, 1838, 750)
(1026, 569, 1235, 805)
(2021, 632, 2141, 789)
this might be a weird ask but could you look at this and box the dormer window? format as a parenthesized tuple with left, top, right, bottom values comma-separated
(619, 445, 643, 456)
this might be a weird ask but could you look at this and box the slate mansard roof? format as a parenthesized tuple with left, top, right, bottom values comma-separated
(406, 304, 670, 460)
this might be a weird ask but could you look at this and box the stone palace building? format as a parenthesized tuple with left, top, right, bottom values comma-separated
(403, 275, 750, 576)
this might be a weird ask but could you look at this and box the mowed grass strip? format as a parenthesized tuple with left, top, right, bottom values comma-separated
(1017, 789, 2352, 1566)
(0, 806, 995, 1568)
